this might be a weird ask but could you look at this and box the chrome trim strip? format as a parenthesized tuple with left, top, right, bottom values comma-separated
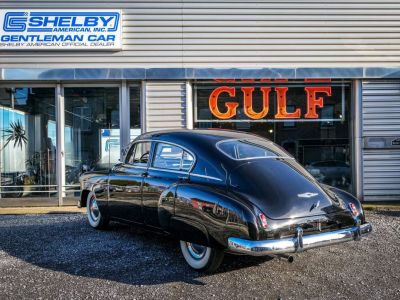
(228, 223, 372, 256)
(148, 167, 189, 175)
(189, 173, 223, 182)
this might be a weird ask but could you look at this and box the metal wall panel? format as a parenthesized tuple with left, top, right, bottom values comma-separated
(362, 82, 400, 137)
(144, 82, 186, 132)
(363, 150, 400, 201)
(1, 1, 400, 68)
(362, 81, 400, 201)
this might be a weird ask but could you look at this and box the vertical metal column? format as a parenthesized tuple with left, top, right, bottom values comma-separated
(56, 84, 65, 206)
(352, 80, 364, 201)
(119, 80, 130, 160)
(186, 81, 193, 129)
(140, 81, 147, 133)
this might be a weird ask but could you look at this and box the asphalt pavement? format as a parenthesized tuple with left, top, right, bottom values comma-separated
(0, 211, 399, 299)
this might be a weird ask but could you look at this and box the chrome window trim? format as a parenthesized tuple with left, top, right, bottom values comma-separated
(152, 141, 195, 173)
(124, 140, 152, 168)
(216, 139, 295, 161)
(148, 167, 223, 182)
(133, 138, 224, 182)
(131, 139, 197, 173)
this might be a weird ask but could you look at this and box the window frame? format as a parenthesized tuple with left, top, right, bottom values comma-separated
(150, 141, 196, 173)
(125, 141, 152, 168)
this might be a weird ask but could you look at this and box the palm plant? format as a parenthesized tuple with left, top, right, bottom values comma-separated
(1, 120, 28, 150)
(0, 120, 28, 198)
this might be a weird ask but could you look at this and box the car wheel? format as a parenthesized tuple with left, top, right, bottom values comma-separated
(86, 192, 109, 229)
(179, 240, 224, 273)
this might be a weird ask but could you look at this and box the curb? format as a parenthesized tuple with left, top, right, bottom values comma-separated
(0, 203, 399, 215)
(363, 204, 400, 211)
(0, 206, 85, 215)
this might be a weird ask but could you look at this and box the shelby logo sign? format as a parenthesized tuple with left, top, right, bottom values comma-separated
(0, 10, 122, 50)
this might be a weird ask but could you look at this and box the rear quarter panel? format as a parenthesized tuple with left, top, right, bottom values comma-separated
(171, 183, 259, 248)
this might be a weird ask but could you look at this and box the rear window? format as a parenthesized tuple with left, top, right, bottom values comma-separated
(217, 139, 291, 160)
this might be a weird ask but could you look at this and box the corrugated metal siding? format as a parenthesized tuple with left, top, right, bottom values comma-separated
(145, 82, 186, 132)
(1, 1, 400, 68)
(362, 82, 400, 137)
(362, 81, 400, 201)
(363, 151, 400, 201)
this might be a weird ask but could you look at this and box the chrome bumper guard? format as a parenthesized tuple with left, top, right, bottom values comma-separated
(228, 223, 372, 256)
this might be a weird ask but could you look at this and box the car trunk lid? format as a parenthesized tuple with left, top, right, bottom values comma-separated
(229, 158, 343, 220)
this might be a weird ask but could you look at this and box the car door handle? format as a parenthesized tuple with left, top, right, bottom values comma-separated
(142, 171, 149, 177)
(178, 175, 189, 181)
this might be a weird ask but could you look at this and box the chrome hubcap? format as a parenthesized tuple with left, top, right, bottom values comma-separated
(89, 196, 100, 222)
(186, 242, 207, 260)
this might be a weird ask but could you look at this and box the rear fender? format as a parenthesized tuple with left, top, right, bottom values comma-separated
(173, 183, 258, 248)
(329, 186, 365, 223)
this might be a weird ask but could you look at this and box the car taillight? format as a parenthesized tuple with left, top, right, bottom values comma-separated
(259, 212, 269, 230)
(349, 203, 359, 217)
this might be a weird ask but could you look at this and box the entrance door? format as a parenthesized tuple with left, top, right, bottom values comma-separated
(63, 86, 120, 200)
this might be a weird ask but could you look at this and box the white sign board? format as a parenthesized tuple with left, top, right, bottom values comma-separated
(0, 9, 122, 50)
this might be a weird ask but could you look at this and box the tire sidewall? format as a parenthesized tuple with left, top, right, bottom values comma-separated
(86, 192, 101, 228)
(179, 241, 212, 270)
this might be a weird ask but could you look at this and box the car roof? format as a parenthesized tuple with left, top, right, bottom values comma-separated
(137, 129, 262, 143)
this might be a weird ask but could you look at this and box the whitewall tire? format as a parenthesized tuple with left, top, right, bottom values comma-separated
(86, 192, 109, 229)
(180, 240, 224, 273)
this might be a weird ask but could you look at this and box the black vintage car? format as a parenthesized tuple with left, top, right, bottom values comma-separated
(79, 130, 372, 272)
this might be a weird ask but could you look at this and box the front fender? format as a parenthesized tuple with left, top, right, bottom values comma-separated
(172, 183, 259, 248)
(79, 172, 109, 215)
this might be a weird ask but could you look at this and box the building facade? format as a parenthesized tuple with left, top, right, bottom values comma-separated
(0, 1, 399, 205)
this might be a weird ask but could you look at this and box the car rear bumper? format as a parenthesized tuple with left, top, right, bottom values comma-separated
(227, 223, 372, 256)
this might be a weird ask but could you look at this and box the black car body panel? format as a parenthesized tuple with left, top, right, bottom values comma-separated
(80, 129, 368, 251)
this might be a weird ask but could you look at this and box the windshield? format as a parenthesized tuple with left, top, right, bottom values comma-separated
(217, 138, 292, 160)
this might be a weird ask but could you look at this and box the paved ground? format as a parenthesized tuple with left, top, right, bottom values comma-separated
(0, 211, 399, 300)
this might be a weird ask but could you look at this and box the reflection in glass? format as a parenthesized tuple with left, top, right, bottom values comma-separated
(0, 88, 56, 198)
(194, 81, 353, 192)
(64, 87, 119, 197)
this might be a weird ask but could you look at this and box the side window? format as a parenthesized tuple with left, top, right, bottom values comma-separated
(126, 141, 151, 167)
(152, 143, 194, 172)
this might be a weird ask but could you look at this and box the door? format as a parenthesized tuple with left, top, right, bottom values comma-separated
(108, 141, 151, 223)
(63, 86, 120, 200)
(143, 142, 195, 228)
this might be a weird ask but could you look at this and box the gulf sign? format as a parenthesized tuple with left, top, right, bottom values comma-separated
(0, 10, 122, 50)
(199, 79, 345, 122)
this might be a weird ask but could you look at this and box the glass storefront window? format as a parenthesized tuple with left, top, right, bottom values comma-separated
(0, 87, 56, 198)
(194, 80, 352, 192)
(64, 87, 119, 197)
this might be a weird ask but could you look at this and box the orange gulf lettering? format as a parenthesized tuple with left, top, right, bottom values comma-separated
(274, 87, 301, 119)
(209, 86, 238, 119)
(242, 87, 271, 119)
(304, 86, 331, 118)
